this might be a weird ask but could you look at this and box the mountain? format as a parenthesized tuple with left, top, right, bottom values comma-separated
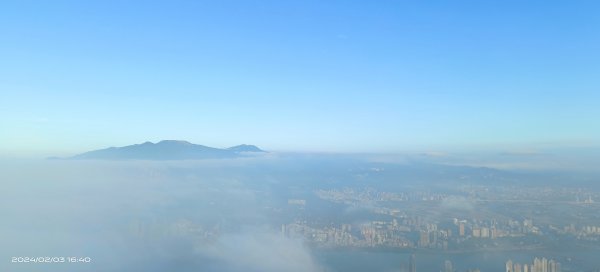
(227, 144, 266, 153)
(68, 140, 266, 160)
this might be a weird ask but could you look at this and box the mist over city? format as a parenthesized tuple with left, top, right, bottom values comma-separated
(2, 146, 600, 271)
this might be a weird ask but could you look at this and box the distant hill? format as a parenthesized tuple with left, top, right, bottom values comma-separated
(227, 144, 266, 153)
(67, 140, 266, 160)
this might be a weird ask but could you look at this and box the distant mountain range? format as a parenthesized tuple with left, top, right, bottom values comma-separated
(64, 140, 266, 160)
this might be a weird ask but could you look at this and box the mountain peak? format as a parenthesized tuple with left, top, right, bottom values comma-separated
(157, 140, 192, 145)
(227, 144, 266, 153)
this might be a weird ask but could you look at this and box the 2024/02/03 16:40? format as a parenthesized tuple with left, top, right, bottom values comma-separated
(12, 256, 92, 263)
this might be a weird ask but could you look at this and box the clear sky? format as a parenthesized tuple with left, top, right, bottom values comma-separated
(1, 1, 599, 156)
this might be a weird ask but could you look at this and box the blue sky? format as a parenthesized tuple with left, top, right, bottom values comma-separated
(1, 1, 599, 156)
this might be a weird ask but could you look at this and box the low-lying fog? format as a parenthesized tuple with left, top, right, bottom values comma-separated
(1, 158, 329, 272)
(1, 152, 598, 272)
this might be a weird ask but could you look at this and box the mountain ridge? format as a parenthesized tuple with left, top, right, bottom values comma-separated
(64, 140, 266, 160)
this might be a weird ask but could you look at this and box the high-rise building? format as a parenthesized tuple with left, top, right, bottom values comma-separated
(472, 228, 481, 237)
(548, 259, 561, 272)
(514, 257, 560, 272)
(515, 263, 522, 272)
(506, 260, 514, 272)
(533, 257, 541, 272)
(409, 254, 416, 272)
(481, 227, 490, 238)
(444, 260, 453, 272)
(459, 222, 465, 236)
(419, 231, 430, 247)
